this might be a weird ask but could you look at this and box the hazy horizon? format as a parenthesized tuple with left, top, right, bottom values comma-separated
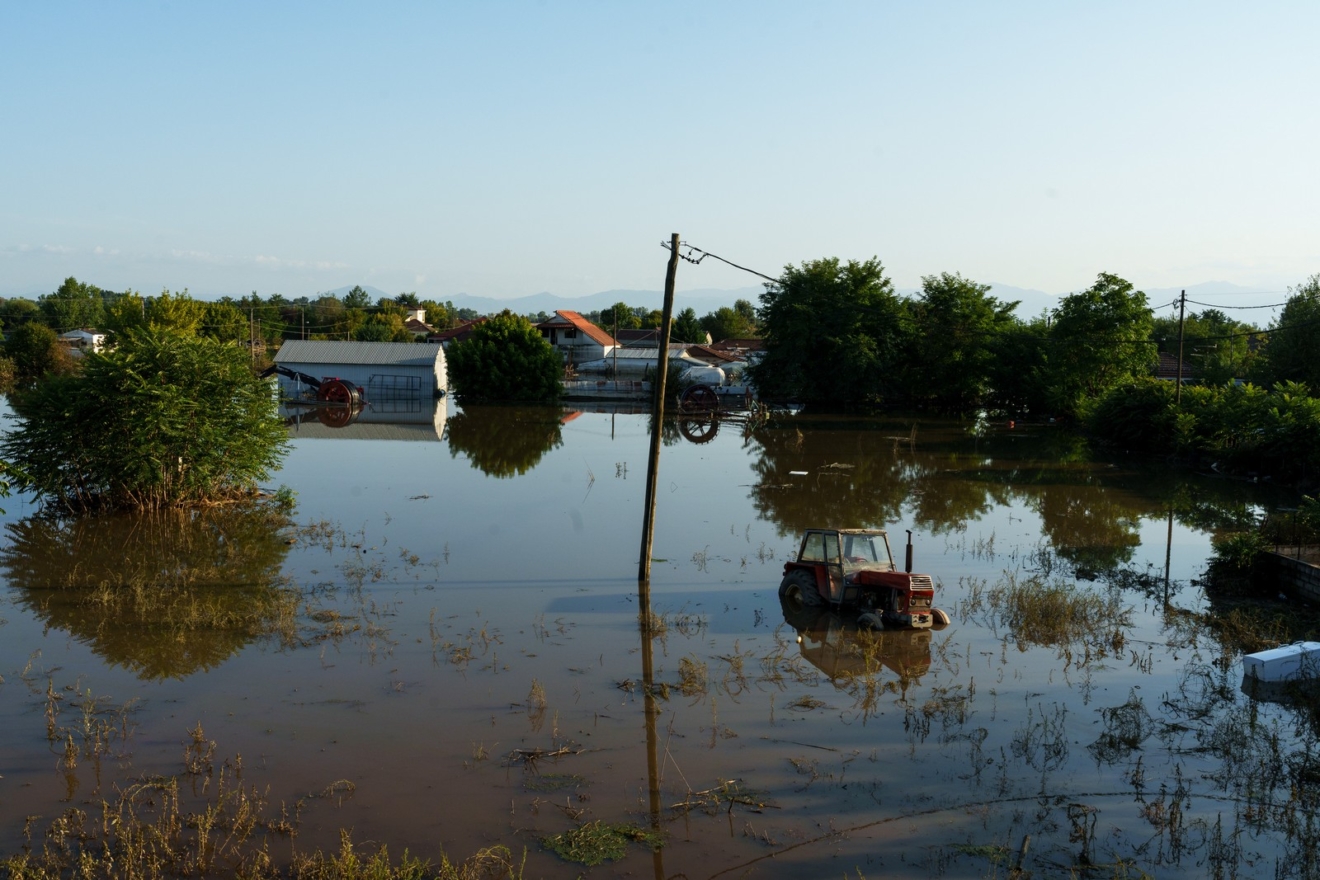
(3, 4, 1315, 312)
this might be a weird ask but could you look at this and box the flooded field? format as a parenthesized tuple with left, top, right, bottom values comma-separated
(1, 404, 1316, 878)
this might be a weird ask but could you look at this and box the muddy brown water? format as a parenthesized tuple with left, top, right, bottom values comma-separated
(0, 404, 1313, 877)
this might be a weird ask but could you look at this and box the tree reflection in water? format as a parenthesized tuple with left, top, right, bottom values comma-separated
(745, 415, 1286, 579)
(445, 405, 565, 478)
(0, 507, 297, 680)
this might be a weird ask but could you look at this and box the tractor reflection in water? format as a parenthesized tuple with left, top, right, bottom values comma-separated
(778, 528, 950, 630)
(780, 601, 934, 700)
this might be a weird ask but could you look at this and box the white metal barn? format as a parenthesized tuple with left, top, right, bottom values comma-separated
(273, 341, 448, 401)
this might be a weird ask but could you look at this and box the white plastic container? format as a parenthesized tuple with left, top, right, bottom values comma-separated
(1243, 641, 1320, 683)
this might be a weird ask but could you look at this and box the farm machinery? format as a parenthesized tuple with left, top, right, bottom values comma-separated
(778, 528, 949, 630)
(261, 365, 365, 428)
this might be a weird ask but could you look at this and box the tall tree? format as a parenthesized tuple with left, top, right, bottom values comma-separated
(907, 272, 1018, 407)
(1047, 273, 1154, 416)
(699, 305, 757, 342)
(1258, 274, 1320, 393)
(749, 257, 911, 406)
(39, 277, 105, 331)
(343, 286, 371, 309)
(601, 302, 640, 331)
(672, 308, 704, 344)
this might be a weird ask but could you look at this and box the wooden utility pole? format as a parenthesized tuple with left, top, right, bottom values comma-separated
(638, 233, 679, 583)
(1175, 289, 1186, 404)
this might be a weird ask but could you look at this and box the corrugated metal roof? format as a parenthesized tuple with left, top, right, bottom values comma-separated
(275, 340, 445, 368)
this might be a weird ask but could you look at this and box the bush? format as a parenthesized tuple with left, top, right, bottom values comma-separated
(1210, 530, 1269, 576)
(1087, 378, 1176, 451)
(447, 310, 562, 403)
(1, 329, 289, 512)
(4, 321, 75, 383)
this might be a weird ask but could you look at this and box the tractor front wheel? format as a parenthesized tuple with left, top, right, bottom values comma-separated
(778, 569, 823, 612)
(932, 608, 951, 627)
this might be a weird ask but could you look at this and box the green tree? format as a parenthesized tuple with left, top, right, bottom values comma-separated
(105, 290, 207, 341)
(4, 322, 74, 383)
(343, 285, 371, 309)
(749, 257, 912, 406)
(39, 276, 105, 331)
(0, 297, 40, 330)
(672, 308, 704, 344)
(987, 312, 1051, 414)
(601, 302, 640, 331)
(1047, 273, 1154, 417)
(699, 303, 758, 342)
(447, 310, 562, 403)
(1258, 274, 1320, 393)
(1150, 307, 1260, 386)
(1, 329, 289, 511)
(733, 298, 758, 333)
(356, 314, 411, 342)
(201, 301, 248, 343)
(907, 272, 1018, 407)
(421, 299, 452, 331)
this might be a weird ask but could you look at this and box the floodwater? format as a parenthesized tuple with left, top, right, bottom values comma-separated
(0, 402, 1313, 878)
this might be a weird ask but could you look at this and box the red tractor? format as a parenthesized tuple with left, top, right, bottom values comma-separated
(778, 528, 949, 630)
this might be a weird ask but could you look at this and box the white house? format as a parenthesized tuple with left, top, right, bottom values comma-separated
(273, 340, 448, 400)
(536, 310, 615, 367)
(59, 329, 107, 355)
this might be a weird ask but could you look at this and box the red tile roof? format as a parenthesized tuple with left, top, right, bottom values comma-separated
(539, 310, 616, 347)
(429, 317, 487, 344)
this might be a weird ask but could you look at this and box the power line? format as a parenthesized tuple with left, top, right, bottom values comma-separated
(663, 241, 778, 283)
(1185, 299, 1287, 310)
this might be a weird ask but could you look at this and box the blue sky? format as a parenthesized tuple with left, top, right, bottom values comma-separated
(2, 2, 1316, 305)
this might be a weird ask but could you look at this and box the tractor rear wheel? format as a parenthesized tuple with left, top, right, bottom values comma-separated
(778, 569, 823, 612)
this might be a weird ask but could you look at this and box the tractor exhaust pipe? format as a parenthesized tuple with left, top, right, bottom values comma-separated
(905, 530, 913, 573)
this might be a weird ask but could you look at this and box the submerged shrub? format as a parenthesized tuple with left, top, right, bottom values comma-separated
(1, 329, 289, 512)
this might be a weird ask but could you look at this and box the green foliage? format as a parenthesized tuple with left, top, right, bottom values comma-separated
(3, 321, 75, 383)
(988, 313, 1052, 414)
(343, 285, 371, 308)
(1090, 378, 1320, 481)
(1047, 273, 1154, 417)
(1151, 307, 1261, 386)
(1087, 378, 1178, 452)
(39, 276, 105, 331)
(1, 329, 289, 511)
(355, 312, 413, 342)
(906, 272, 1018, 407)
(671, 307, 704, 344)
(1211, 530, 1269, 576)
(541, 821, 663, 867)
(445, 406, 564, 477)
(699, 298, 758, 343)
(0, 295, 40, 329)
(201, 300, 248, 342)
(750, 257, 910, 406)
(447, 310, 562, 403)
(601, 301, 640, 330)
(1257, 274, 1320, 393)
(104, 289, 208, 340)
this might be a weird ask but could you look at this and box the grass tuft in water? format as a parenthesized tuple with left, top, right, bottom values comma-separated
(540, 820, 663, 867)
